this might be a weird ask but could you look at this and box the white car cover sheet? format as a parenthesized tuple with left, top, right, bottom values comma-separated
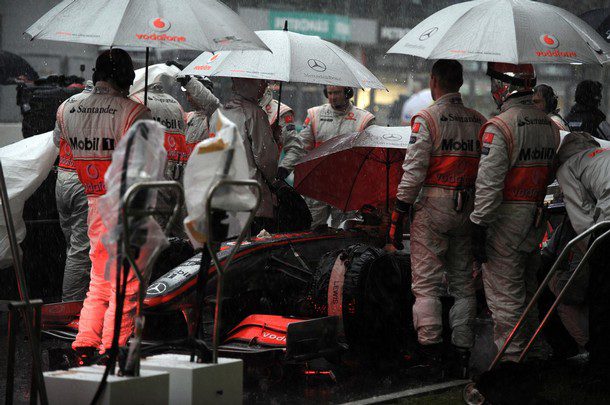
(0, 132, 58, 268)
(99, 120, 169, 282)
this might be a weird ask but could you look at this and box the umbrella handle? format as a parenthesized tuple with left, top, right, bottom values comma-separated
(274, 21, 288, 127)
(144, 47, 149, 106)
(275, 81, 283, 126)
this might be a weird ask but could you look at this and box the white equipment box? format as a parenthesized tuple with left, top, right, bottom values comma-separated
(140, 354, 243, 405)
(44, 365, 169, 405)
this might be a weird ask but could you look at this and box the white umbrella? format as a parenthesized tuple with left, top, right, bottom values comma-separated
(25, 0, 270, 105)
(182, 29, 385, 90)
(387, 0, 610, 65)
(25, 0, 268, 52)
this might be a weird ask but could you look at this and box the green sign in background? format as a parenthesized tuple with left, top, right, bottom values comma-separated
(269, 10, 351, 41)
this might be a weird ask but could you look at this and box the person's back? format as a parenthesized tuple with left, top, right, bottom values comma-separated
(63, 83, 149, 194)
(470, 62, 559, 363)
(557, 133, 610, 234)
(56, 49, 151, 359)
(556, 131, 610, 380)
(391, 60, 484, 376)
(131, 83, 186, 180)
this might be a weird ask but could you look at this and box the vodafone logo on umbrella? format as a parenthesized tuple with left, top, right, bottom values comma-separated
(194, 53, 221, 71)
(539, 34, 559, 49)
(136, 17, 186, 42)
(150, 17, 171, 32)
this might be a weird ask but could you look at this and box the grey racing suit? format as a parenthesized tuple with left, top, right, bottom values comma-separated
(221, 87, 279, 219)
(397, 93, 485, 348)
(296, 102, 375, 228)
(556, 132, 609, 235)
(131, 83, 187, 181)
(557, 132, 610, 365)
(57, 81, 152, 350)
(470, 94, 560, 361)
(54, 83, 93, 301)
(259, 87, 304, 171)
(184, 79, 221, 158)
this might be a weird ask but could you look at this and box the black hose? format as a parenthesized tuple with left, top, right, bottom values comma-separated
(190, 247, 212, 361)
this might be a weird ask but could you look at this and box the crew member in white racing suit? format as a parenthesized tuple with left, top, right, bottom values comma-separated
(295, 86, 375, 228)
(389, 60, 485, 375)
(470, 63, 560, 362)
(131, 82, 186, 180)
(54, 80, 93, 301)
(181, 75, 220, 158)
(259, 85, 304, 177)
(221, 78, 280, 232)
(57, 49, 151, 359)
(556, 132, 610, 373)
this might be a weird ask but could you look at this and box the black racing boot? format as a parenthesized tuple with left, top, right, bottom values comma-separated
(409, 343, 445, 379)
(449, 345, 471, 379)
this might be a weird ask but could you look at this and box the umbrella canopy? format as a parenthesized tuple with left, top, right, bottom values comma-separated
(182, 30, 385, 89)
(387, 0, 610, 65)
(0, 51, 39, 85)
(129, 63, 181, 95)
(579, 8, 610, 43)
(25, 0, 269, 52)
(294, 125, 411, 212)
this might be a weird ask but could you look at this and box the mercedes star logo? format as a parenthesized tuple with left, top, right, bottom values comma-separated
(147, 282, 167, 295)
(419, 27, 438, 41)
(308, 59, 327, 72)
(383, 133, 402, 141)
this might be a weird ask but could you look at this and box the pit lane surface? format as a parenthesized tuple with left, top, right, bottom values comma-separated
(2, 315, 607, 404)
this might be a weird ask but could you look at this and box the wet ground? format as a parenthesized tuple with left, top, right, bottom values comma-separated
(3, 313, 609, 404)
(1, 314, 492, 404)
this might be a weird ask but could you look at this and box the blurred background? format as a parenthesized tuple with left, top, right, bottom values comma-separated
(1, 0, 608, 136)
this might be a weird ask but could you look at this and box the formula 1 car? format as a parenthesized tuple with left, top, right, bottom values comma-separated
(41, 228, 413, 367)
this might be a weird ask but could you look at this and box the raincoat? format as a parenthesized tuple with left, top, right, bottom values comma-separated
(131, 83, 186, 180)
(221, 82, 278, 219)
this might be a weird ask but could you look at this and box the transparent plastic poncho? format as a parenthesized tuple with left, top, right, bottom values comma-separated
(99, 120, 169, 283)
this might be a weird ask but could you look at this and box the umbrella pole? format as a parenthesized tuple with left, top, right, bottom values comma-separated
(274, 21, 288, 125)
(275, 81, 283, 125)
(144, 47, 149, 106)
(385, 148, 390, 213)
